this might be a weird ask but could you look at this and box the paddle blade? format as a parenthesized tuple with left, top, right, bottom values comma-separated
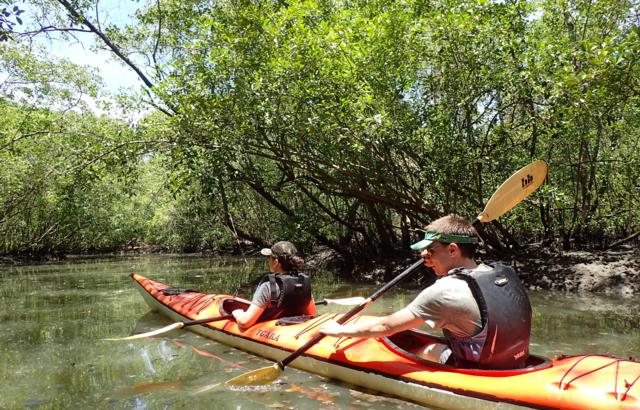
(102, 322, 185, 341)
(323, 296, 366, 306)
(226, 364, 281, 386)
(477, 160, 548, 223)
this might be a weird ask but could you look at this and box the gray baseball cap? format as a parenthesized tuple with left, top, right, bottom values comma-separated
(260, 241, 298, 259)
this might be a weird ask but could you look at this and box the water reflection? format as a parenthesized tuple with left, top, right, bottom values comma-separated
(1, 255, 639, 409)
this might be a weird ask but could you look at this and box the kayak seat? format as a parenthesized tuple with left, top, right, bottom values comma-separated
(383, 329, 553, 375)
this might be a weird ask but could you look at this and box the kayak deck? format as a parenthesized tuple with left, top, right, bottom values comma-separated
(130, 273, 640, 410)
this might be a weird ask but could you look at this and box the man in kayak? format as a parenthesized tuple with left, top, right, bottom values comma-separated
(321, 214, 531, 370)
(233, 241, 317, 330)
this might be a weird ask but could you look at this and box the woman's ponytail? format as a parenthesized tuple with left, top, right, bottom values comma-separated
(279, 255, 304, 273)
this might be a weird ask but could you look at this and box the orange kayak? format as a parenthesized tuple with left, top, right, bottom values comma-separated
(131, 273, 640, 409)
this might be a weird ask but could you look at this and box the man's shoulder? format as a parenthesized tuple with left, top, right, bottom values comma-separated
(439, 274, 472, 286)
(421, 275, 470, 296)
(446, 263, 494, 277)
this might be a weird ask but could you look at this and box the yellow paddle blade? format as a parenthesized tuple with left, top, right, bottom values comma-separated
(102, 322, 185, 341)
(226, 364, 281, 386)
(477, 160, 548, 223)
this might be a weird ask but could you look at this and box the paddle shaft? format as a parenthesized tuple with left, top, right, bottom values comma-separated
(122, 297, 360, 340)
(291, 219, 477, 361)
(182, 314, 234, 327)
(315, 297, 365, 306)
(279, 259, 424, 368)
(176, 297, 360, 327)
(276, 219, 495, 369)
(168, 297, 357, 327)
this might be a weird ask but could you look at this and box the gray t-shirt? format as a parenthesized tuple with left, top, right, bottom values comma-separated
(407, 264, 491, 338)
(251, 281, 277, 309)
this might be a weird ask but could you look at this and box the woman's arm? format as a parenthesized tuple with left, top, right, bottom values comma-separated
(232, 303, 265, 330)
(232, 282, 271, 330)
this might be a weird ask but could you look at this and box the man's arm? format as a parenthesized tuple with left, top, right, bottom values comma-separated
(320, 308, 424, 338)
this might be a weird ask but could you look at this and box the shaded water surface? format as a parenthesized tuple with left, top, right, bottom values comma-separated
(1, 256, 639, 409)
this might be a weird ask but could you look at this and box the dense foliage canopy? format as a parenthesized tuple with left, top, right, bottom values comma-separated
(1, 0, 639, 270)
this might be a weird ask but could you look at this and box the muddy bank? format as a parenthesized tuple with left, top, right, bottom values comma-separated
(308, 245, 640, 298)
(513, 246, 640, 297)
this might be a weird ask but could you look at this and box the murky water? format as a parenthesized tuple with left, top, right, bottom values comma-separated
(1, 256, 639, 409)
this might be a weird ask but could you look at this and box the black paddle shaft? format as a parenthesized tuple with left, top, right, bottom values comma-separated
(279, 258, 425, 369)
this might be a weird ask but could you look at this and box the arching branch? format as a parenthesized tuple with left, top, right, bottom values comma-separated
(55, 0, 176, 116)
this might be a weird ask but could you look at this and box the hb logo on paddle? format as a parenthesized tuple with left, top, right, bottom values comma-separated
(521, 174, 534, 189)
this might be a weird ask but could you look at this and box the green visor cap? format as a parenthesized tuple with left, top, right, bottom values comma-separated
(410, 231, 479, 251)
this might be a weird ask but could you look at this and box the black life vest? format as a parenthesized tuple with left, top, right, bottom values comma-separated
(257, 272, 312, 321)
(443, 264, 531, 369)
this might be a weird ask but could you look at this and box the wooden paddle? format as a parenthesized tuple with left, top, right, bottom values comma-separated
(315, 296, 366, 306)
(103, 314, 234, 341)
(103, 296, 367, 341)
(225, 159, 548, 386)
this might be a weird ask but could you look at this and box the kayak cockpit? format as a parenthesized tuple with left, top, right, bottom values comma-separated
(383, 328, 552, 376)
(219, 298, 250, 314)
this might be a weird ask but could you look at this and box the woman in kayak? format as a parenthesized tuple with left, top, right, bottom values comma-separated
(233, 241, 316, 330)
(321, 214, 532, 370)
